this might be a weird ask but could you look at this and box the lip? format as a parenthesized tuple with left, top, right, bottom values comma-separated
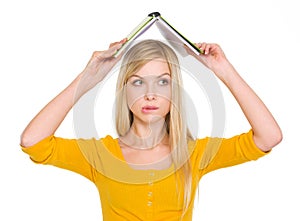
(141, 105, 159, 113)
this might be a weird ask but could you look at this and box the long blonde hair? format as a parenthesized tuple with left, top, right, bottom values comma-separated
(115, 39, 194, 214)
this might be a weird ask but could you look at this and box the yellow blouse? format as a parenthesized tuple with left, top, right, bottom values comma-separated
(21, 130, 268, 221)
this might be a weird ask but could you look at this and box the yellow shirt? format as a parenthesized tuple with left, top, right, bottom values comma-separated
(21, 130, 268, 221)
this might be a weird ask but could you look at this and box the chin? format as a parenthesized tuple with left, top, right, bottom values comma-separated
(136, 113, 167, 124)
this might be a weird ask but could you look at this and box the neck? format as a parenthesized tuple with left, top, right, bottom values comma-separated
(120, 117, 168, 150)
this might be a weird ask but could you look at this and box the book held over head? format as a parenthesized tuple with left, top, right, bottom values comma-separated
(114, 12, 204, 58)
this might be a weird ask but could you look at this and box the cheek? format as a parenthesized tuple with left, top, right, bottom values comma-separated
(155, 86, 171, 100)
(160, 98, 171, 113)
(126, 87, 144, 110)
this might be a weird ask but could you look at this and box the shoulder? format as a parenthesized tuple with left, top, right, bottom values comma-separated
(188, 136, 223, 162)
(100, 135, 118, 148)
(99, 135, 121, 156)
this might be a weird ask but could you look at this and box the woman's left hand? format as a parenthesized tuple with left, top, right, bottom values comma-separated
(193, 43, 234, 81)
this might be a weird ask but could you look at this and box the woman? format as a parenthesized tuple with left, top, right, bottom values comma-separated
(20, 39, 282, 220)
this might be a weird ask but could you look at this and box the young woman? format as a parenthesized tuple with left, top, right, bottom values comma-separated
(20, 39, 282, 220)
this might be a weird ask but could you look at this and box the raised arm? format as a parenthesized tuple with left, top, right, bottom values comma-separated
(20, 39, 126, 147)
(194, 43, 282, 152)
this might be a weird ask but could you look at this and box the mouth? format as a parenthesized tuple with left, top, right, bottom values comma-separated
(142, 106, 159, 113)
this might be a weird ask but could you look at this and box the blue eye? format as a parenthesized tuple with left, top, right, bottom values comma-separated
(158, 79, 169, 86)
(132, 79, 143, 86)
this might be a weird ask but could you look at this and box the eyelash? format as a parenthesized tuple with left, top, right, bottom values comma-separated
(132, 79, 143, 86)
(158, 79, 169, 85)
(132, 79, 169, 86)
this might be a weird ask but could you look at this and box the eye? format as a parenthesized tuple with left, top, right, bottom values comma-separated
(158, 78, 169, 86)
(132, 79, 143, 86)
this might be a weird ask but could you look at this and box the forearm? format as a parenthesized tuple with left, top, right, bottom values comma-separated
(194, 43, 282, 151)
(20, 74, 84, 147)
(218, 64, 282, 151)
(20, 39, 126, 147)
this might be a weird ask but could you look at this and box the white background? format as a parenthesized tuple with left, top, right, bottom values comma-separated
(1, 0, 299, 220)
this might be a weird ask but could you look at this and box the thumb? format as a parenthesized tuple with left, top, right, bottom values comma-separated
(102, 38, 127, 59)
(109, 38, 127, 48)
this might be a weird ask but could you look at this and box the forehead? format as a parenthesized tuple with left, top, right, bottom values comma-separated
(134, 59, 170, 77)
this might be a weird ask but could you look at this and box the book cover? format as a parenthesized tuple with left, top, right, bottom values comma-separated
(114, 12, 203, 57)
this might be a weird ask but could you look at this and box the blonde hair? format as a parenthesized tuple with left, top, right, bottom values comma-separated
(115, 40, 194, 215)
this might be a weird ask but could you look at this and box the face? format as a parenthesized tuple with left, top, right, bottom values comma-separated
(125, 59, 171, 124)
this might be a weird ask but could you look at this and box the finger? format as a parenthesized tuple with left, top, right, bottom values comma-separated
(109, 38, 127, 48)
(195, 42, 202, 48)
(101, 38, 127, 59)
(101, 43, 124, 59)
(206, 44, 220, 55)
(91, 39, 126, 61)
(201, 43, 212, 55)
(120, 38, 128, 44)
(194, 43, 205, 54)
(109, 42, 119, 48)
(195, 42, 208, 55)
(201, 43, 218, 55)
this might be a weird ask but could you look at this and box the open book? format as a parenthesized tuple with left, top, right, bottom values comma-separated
(114, 12, 203, 57)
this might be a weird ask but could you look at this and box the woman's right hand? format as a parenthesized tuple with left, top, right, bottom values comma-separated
(77, 38, 127, 96)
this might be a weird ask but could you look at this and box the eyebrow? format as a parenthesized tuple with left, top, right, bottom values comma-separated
(129, 73, 170, 79)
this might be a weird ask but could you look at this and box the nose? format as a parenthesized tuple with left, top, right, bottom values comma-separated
(144, 84, 157, 101)
(144, 93, 156, 101)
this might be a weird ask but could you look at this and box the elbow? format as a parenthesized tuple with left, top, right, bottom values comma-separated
(276, 128, 283, 144)
(254, 128, 283, 152)
(269, 129, 283, 149)
(20, 132, 37, 148)
(20, 133, 31, 148)
(20, 131, 52, 148)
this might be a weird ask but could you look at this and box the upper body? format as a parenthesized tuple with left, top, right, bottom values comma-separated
(21, 129, 268, 221)
(20, 39, 282, 220)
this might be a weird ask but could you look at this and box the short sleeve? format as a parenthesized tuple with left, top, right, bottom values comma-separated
(194, 130, 270, 174)
(21, 136, 97, 182)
